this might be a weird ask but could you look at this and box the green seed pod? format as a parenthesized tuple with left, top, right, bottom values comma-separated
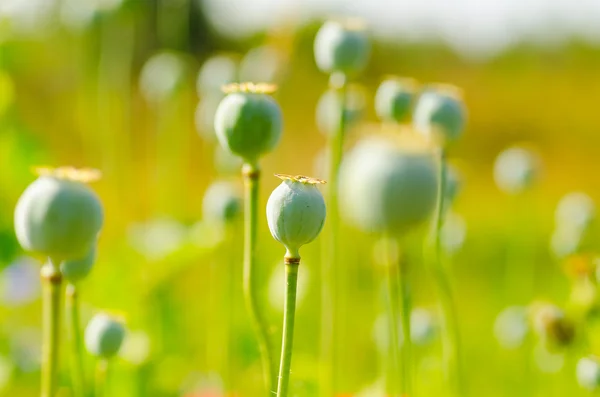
(413, 86, 466, 144)
(266, 175, 326, 258)
(315, 85, 365, 137)
(202, 181, 242, 224)
(314, 19, 370, 76)
(577, 356, 600, 391)
(85, 313, 126, 359)
(555, 192, 595, 231)
(531, 303, 575, 349)
(494, 306, 529, 349)
(214, 83, 283, 165)
(374, 78, 417, 123)
(339, 136, 438, 235)
(196, 54, 238, 97)
(60, 243, 97, 283)
(139, 52, 187, 105)
(14, 168, 104, 262)
(493, 147, 539, 195)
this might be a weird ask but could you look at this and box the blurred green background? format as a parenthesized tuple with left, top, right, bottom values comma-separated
(1, 1, 600, 396)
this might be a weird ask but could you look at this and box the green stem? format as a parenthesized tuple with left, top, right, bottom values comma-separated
(94, 359, 109, 397)
(276, 257, 300, 397)
(320, 72, 348, 397)
(382, 237, 402, 396)
(432, 149, 465, 397)
(397, 244, 413, 396)
(41, 260, 63, 397)
(242, 163, 276, 394)
(66, 284, 86, 397)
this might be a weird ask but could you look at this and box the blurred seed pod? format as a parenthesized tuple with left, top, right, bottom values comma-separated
(339, 135, 438, 235)
(374, 77, 417, 123)
(493, 306, 529, 349)
(214, 83, 282, 165)
(266, 175, 326, 257)
(202, 181, 242, 224)
(85, 313, 126, 359)
(128, 217, 188, 261)
(533, 342, 564, 373)
(493, 146, 539, 195)
(239, 45, 286, 84)
(0, 256, 40, 307)
(196, 54, 238, 97)
(119, 330, 151, 366)
(555, 192, 595, 232)
(61, 243, 97, 283)
(315, 85, 366, 137)
(14, 169, 104, 262)
(550, 225, 583, 259)
(413, 85, 466, 145)
(577, 356, 600, 391)
(314, 19, 370, 77)
(441, 212, 467, 255)
(140, 51, 187, 105)
(530, 303, 575, 349)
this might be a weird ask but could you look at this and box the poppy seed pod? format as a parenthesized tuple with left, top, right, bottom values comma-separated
(14, 168, 103, 262)
(555, 192, 595, 231)
(413, 87, 466, 144)
(339, 137, 438, 235)
(314, 20, 370, 76)
(85, 313, 126, 359)
(61, 243, 97, 283)
(202, 181, 242, 224)
(493, 147, 538, 195)
(315, 85, 365, 137)
(375, 78, 417, 123)
(577, 357, 600, 391)
(139, 52, 186, 104)
(214, 83, 283, 165)
(266, 175, 326, 258)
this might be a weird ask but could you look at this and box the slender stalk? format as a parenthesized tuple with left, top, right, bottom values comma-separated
(276, 256, 300, 397)
(397, 244, 413, 396)
(242, 163, 276, 394)
(66, 284, 86, 397)
(320, 72, 348, 397)
(431, 148, 465, 396)
(94, 359, 109, 397)
(382, 237, 402, 396)
(41, 260, 63, 397)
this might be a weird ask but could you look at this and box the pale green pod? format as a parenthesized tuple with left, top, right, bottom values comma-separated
(494, 306, 529, 350)
(339, 137, 438, 235)
(577, 357, 600, 391)
(493, 147, 538, 195)
(139, 52, 187, 104)
(266, 175, 326, 258)
(214, 83, 282, 165)
(374, 78, 417, 123)
(196, 54, 238, 97)
(555, 192, 595, 231)
(202, 181, 242, 224)
(314, 20, 370, 76)
(315, 86, 365, 137)
(60, 243, 97, 283)
(413, 87, 466, 144)
(14, 170, 103, 262)
(85, 313, 126, 359)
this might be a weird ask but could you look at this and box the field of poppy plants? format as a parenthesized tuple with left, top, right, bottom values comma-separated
(2, 2, 600, 397)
